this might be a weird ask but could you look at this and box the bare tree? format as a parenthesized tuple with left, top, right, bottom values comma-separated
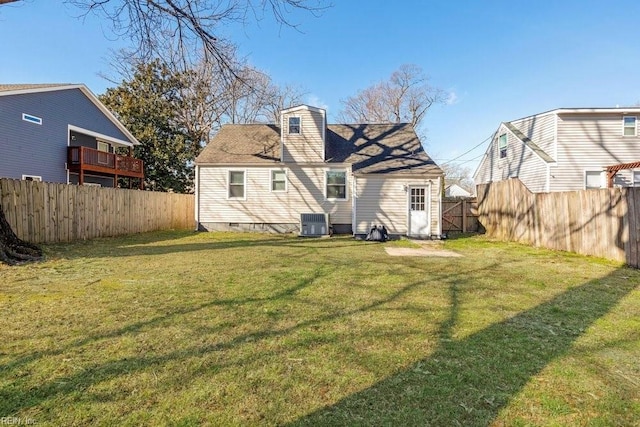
(3, 0, 329, 73)
(339, 64, 446, 139)
(218, 65, 304, 124)
(440, 162, 475, 193)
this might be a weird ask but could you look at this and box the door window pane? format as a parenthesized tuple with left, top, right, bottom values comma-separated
(410, 188, 426, 211)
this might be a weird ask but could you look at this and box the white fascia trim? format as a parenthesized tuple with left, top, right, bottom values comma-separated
(508, 107, 640, 124)
(351, 175, 357, 235)
(509, 109, 559, 125)
(194, 164, 200, 228)
(280, 113, 285, 162)
(553, 113, 558, 163)
(76, 85, 141, 146)
(503, 123, 556, 165)
(68, 124, 134, 148)
(556, 107, 640, 114)
(472, 127, 500, 180)
(0, 84, 83, 97)
(281, 104, 326, 115)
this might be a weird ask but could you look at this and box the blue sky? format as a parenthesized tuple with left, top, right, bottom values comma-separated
(2, 1, 639, 172)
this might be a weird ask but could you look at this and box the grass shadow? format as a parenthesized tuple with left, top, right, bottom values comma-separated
(42, 231, 365, 260)
(291, 271, 638, 426)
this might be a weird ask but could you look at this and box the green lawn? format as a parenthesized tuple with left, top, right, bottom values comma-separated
(0, 231, 638, 426)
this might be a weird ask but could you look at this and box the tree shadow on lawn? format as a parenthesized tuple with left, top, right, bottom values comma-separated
(291, 270, 639, 426)
(0, 260, 492, 416)
(44, 232, 365, 260)
(2, 256, 636, 424)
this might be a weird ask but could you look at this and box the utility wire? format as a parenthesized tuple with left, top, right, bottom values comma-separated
(439, 134, 492, 166)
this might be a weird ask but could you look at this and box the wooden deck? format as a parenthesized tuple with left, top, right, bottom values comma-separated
(67, 146, 144, 188)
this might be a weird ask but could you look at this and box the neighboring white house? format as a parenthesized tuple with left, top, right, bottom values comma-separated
(444, 183, 473, 198)
(474, 107, 640, 192)
(195, 105, 444, 238)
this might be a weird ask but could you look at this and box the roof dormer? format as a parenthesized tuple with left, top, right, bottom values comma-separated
(280, 105, 326, 163)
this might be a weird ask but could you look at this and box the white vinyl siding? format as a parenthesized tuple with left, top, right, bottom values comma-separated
(281, 108, 325, 163)
(354, 176, 441, 236)
(510, 112, 557, 157)
(198, 165, 351, 225)
(553, 113, 640, 191)
(475, 124, 548, 193)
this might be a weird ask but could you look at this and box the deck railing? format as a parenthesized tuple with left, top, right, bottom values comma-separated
(68, 146, 143, 176)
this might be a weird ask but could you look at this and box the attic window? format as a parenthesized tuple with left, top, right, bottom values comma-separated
(22, 113, 42, 125)
(288, 116, 301, 134)
(623, 116, 637, 136)
(498, 134, 507, 159)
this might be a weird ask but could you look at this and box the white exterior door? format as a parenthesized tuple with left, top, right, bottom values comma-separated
(408, 186, 430, 237)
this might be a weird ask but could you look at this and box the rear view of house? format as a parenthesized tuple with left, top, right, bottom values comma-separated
(195, 105, 444, 238)
(0, 84, 143, 188)
(474, 107, 640, 192)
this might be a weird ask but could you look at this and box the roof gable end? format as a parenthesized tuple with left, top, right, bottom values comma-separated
(0, 83, 139, 146)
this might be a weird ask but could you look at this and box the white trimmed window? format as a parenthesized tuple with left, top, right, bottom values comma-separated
(623, 116, 637, 136)
(498, 134, 507, 159)
(97, 141, 111, 165)
(326, 170, 347, 200)
(271, 169, 287, 192)
(22, 175, 42, 182)
(97, 141, 110, 152)
(585, 170, 603, 189)
(288, 116, 301, 134)
(228, 170, 246, 199)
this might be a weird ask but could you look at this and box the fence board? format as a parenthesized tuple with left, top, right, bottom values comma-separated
(477, 178, 640, 266)
(0, 179, 195, 244)
(442, 198, 479, 234)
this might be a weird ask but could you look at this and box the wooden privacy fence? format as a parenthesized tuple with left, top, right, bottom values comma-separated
(442, 198, 479, 234)
(477, 178, 640, 267)
(0, 179, 195, 244)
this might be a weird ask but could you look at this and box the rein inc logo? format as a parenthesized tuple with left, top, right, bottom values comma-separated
(0, 418, 37, 425)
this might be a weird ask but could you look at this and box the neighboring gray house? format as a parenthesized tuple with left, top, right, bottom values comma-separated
(0, 84, 143, 188)
(474, 107, 640, 192)
(195, 105, 444, 237)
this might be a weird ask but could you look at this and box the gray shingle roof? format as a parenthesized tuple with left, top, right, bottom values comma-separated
(196, 123, 442, 175)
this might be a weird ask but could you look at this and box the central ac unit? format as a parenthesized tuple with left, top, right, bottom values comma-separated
(300, 213, 330, 236)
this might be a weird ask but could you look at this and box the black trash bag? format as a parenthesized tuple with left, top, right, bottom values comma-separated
(366, 225, 388, 242)
(379, 225, 389, 241)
